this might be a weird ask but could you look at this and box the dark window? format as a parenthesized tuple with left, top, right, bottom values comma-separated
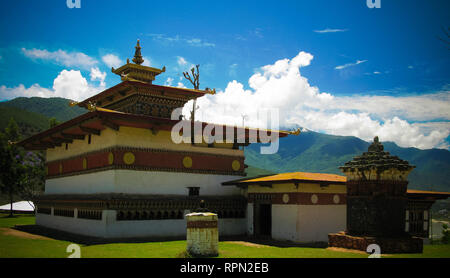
(88, 134, 92, 144)
(188, 187, 200, 196)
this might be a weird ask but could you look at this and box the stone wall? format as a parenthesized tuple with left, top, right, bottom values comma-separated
(328, 232, 423, 254)
(186, 213, 219, 257)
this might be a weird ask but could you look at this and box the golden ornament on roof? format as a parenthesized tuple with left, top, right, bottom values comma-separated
(132, 39, 144, 65)
(111, 40, 166, 84)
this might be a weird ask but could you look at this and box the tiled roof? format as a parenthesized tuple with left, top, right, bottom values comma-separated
(223, 173, 450, 200)
(222, 172, 347, 185)
(17, 108, 291, 150)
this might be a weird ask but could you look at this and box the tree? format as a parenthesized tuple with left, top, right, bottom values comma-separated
(183, 65, 201, 144)
(49, 117, 61, 128)
(17, 151, 45, 210)
(0, 118, 25, 217)
(183, 65, 200, 121)
(442, 223, 450, 244)
(437, 26, 450, 48)
(0, 118, 46, 216)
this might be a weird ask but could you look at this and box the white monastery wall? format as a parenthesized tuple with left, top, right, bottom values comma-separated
(271, 204, 299, 242)
(45, 170, 116, 194)
(45, 170, 243, 196)
(246, 203, 254, 235)
(296, 205, 346, 242)
(36, 210, 246, 238)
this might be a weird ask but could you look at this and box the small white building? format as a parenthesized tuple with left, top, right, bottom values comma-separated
(223, 172, 347, 242)
(0, 201, 35, 213)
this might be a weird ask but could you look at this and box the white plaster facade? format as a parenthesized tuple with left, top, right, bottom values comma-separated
(36, 210, 247, 239)
(295, 205, 346, 242)
(245, 182, 347, 243)
(45, 170, 244, 196)
(246, 203, 346, 243)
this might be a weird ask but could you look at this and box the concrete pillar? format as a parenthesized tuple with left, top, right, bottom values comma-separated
(186, 212, 218, 257)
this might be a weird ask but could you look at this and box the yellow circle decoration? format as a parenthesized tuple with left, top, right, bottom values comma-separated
(183, 156, 193, 168)
(333, 194, 340, 204)
(59, 163, 63, 174)
(311, 194, 318, 204)
(123, 152, 135, 165)
(232, 160, 241, 171)
(108, 152, 114, 165)
(82, 158, 87, 170)
(282, 193, 290, 204)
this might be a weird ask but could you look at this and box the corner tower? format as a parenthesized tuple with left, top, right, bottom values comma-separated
(329, 136, 423, 253)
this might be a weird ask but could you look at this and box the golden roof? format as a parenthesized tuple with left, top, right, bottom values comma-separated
(223, 172, 347, 186)
(111, 40, 166, 83)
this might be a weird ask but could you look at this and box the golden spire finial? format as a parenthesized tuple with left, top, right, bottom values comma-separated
(132, 39, 144, 65)
(288, 128, 301, 136)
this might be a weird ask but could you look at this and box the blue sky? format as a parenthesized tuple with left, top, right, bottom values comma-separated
(0, 0, 449, 149)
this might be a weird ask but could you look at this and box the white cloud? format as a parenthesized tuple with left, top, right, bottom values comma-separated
(177, 82, 187, 88)
(52, 70, 101, 100)
(21, 48, 97, 69)
(0, 84, 53, 100)
(147, 34, 215, 47)
(253, 28, 264, 38)
(101, 54, 122, 68)
(164, 77, 174, 86)
(186, 38, 215, 47)
(89, 67, 106, 87)
(330, 93, 450, 121)
(229, 63, 238, 77)
(190, 51, 450, 150)
(142, 56, 151, 67)
(175, 56, 196, 73)
(335, 59, 367, 70)
(177, 56, 187, 66)
(314, 28, 348, 33)
(0, 70, 103, 101)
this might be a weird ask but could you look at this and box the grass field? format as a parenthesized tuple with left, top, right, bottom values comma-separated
(1, 214, 449, 258)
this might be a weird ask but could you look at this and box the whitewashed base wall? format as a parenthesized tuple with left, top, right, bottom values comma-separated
(36, 212, 246, 239)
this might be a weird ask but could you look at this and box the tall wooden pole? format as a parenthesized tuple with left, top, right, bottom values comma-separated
(183, 65, 200, 144)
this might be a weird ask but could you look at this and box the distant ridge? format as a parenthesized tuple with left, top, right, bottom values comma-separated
(0, 96, 448, 192)
(0, 97, 86, 122)
(245, 130, 450, 192)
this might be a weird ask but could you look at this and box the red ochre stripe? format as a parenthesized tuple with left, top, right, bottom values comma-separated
(248, 192, 347, 205)
(187, 221, 218, 228)
(46, 149, 244, 177)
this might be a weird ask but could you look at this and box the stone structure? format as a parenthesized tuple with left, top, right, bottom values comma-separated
(328, 136, 423, 253)
(186, 210, 219, 257)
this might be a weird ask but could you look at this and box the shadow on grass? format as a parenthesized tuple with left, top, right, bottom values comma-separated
(13, 224, 185, 246)
(219, 236, 328, 248)
(176, 250, 220, 258)
(14, 224, 328, 249)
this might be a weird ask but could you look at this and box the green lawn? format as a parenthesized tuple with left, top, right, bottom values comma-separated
(1, 214, 449, 258)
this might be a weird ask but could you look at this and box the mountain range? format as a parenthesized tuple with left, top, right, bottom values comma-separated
(245, 131, 450, 192)
(0, 97, 449, 192)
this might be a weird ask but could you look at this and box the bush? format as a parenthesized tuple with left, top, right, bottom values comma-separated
(442, 224, 450, 244)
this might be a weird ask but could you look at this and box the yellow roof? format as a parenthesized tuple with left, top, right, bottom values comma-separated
(406, 189, 450, 195)
(237, 172, 347, 184)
